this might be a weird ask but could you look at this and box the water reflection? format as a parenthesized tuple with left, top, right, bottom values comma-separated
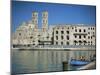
(11, 49, 96, 74)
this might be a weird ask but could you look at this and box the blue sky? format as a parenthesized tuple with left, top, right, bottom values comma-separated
(12, 1, 96, 32)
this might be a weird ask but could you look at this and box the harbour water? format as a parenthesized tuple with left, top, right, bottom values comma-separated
(11, 49, 95, 74)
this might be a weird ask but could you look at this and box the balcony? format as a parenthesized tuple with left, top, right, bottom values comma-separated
(73, 33, 87, 35)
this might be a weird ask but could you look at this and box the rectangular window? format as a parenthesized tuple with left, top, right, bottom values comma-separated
(46, 20, 47, 23)
(43, 20, 45, 23)
(91, 36, 92, 39)
(93, 32, 95, 34)
(19, 33, 21, 36)
(67, 36, 69, 40)
(62, 27, 64, 29)
(30, 36, 33, 39)
(79, 29, 81, 32)
(67, 42, 69, 45)
(66, 31, 69, 34)
(88, 41, 90, 45)
(56, 42, 58, 45)
(75, 29, 77, 32)
(61, 36, 64, 40)
(56, 36, 58, 40)
(84, 29, 86, 32)
(91, 41, 92, 45)
(88, 36, 90, 39)
(61, 42, 63, 45)
(79, 35, 81, 39)
(56, 31, 58, 34)
(75, 35, 77, 38)
(88, 32, 90, 34)
(84, 35, 86, 38)
(43, 14, 45, 17)
(61, 31, 64, 34)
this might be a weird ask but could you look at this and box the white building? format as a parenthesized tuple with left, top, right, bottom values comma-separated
(53, 25, 95, 46)
(12, 11, 96, 48)
(12, 11, 39, 47)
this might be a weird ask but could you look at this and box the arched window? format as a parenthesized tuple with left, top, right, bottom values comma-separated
(61, 31, 64, 34)
(83, 41, 87, 45)
(66, 42, 69, 45)
(79, 35, 81, 39)
(61, 36, 64, 40)
(56, 36, 58, 40)
(56, 31, 58, 34)
(84, 35, 86, 38)
(74, 40, 77, 45)
(66, 31, 69, 34)
(19, 33, 21, 36)
(66, 36, 69, 40)
(79, 40, 82, 45)
(61, 42, 63, 45)
(84, 29, 86, 32)
(75, 35, 77, 38)
(75, 29, 77, 32)
(79, 29, 81, 32)
(56, 42, 58, 45)
(88, 41, 90, 45)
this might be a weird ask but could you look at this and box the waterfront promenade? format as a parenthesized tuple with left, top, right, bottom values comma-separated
(13, 45, 96, 50)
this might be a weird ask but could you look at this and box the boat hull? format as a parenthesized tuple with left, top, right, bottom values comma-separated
(70, 59, 90, 66)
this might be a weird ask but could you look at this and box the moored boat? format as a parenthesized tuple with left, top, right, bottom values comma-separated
(70, 59, 90, 66)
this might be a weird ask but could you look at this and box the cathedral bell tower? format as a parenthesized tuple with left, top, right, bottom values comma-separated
(42, 11, 48, 32)
(32, 11, 38, 32)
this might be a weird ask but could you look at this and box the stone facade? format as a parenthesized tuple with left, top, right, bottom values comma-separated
(53, 25, 95, 46)
(42, 11, 48, 32)
(12, 11, 96, 47)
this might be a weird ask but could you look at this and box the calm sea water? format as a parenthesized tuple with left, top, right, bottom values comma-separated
(11, 49, 95, 74)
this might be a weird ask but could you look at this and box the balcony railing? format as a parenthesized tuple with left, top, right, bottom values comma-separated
(73, 33, 87, 35)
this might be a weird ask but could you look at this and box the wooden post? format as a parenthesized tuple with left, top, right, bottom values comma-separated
(62, 61, 68, 71)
